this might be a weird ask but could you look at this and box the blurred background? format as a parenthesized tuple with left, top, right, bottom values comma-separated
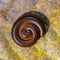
(0, 0, 60, 60)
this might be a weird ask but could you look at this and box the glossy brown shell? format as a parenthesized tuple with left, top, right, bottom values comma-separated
(12, 17, 45, 47)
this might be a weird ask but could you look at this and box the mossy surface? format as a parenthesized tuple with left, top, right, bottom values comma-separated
(0, 0, 60, 60)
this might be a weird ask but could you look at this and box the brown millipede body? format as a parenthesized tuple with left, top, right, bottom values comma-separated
(12, 12, 45, 47)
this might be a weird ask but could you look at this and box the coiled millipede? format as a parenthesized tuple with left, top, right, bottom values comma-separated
(12, 12, 45, 47)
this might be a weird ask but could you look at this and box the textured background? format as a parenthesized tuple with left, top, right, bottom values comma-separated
(0, 0, 60, 60)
